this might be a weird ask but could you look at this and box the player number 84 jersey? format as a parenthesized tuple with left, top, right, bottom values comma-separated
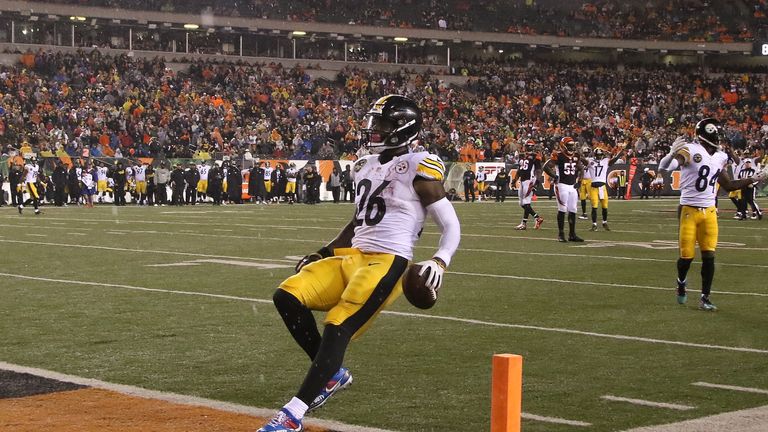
(676, 141, 728, 208)
(350, 152, 445, 261)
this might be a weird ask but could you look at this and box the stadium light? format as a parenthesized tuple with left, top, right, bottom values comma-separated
(292, 31, 306, 36)
(394, 37, 408, 42)
(183, 23, 199, 30)
(69, 16, 86, 22)
(148, 23, 157, 29)
(29, 15, 38, 21)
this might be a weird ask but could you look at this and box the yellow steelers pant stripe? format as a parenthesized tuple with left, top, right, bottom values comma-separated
(26, 183, 39, 199)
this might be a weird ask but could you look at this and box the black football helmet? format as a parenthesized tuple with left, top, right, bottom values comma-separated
(695, 118, 722, 150)
(361, 95, 422, 153)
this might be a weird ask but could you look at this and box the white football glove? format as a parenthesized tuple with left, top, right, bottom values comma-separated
(753, 166, 768, 183)
(670, 136, 687, 155)
(417, 259, 445, 292)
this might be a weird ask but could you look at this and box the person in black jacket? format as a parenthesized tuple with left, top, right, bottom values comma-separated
(145, 164, 156, 206)
(9, 162, 23, 206)
(170, 164, 185, 205)
(249, 162, 266, 203)
(67, 161, 81, 204)
(340, 165, 354, 202)
(52, 160, 68, 206)
(0, 170, 5, 207)
(208, 164, 223, 205)
(228, 163, 243, 204)
(462, 168, 476, 202)
(271, 163, 286, 203)
(112, 161, 127, 206)
(303, 165, 318, 204)
(495, 167, 510, 202)
(185, 163, 200, 205)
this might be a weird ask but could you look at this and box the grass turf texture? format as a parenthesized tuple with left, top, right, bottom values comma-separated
(1, 198, 767, 431)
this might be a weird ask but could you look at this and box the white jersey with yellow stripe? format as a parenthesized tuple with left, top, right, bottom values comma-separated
(350, 151, 445, 260)
(676, 141, 728, 208)
(24, 164, 39, 184)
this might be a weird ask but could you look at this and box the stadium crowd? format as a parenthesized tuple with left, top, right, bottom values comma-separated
(36, 0, 768, 42)
(1, 49, 766, 167)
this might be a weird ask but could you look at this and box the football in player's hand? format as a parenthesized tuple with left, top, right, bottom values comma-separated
(402, 264, 437, 309)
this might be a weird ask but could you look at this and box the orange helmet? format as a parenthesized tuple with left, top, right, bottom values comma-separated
(559, 136, 576, 156)
(524, 139, 536, 153)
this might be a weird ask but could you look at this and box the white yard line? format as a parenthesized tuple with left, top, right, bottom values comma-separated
(601, 395, 696, 411)
(620, 405, 768, 432)
(0, 361, 396, 432)
(448, 270, 768, 298)
(522, 412, 591, 427)
(692, 382, 768, 395)
(0, 239, 295, 263)
(3, 272, 768, 355)
(3, 239, 766, 298)
(5, 216, 767, 250)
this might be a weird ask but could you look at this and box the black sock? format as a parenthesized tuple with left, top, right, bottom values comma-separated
(273, 289, 322, 360)
(677, 258, 693, 284)
(581, 200, 586, 214)
(568, 212, 576, 237)
(701, 255, 715, 297)
(557, 211, 565, 235)
(296, 324, 351, 405)
(591, 208, 597, 223)
(602, 208, 608, 223)
(525, 204, 538, 219)
(522, 206, 530, 221)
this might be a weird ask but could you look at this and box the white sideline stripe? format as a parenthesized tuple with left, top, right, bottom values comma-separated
(619, 404, 768, 432)
(3, 225, 767, 270)
(448, 270, 768, 298)
(522, 412, 591, 427)
(3, 272, 768, 355)
(0, 361, 396, 432)
(459, 248, 768, 270)
(601, 395, 696, 411)
(0, 239, 295, 263)
(692, 382, 768, 395)
(147, 259, 292, 270)
(3, 238, 767, 298)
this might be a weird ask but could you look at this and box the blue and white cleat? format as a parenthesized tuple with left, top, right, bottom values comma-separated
(308, 367, 353, 412)
(676, 279, 688, 305)
(257, 409, 303, 432)
(699, 296, 717, 312)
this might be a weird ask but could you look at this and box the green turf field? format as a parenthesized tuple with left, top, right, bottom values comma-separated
(1, 198, 767, 431)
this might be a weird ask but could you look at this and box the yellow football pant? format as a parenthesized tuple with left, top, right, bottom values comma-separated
(279, 248, 407, 340)
(679, 205, 718, 259)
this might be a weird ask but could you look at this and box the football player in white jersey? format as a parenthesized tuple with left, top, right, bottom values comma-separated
(197, 161, 210, 203)
(588, 144, 624, 231)
(258, 95, 461, 432)
(285, 162, 298, 204)
(659, 118, 767, 311)
(19, 156, 42, 215)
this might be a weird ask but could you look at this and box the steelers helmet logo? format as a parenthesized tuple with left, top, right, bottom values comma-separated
(693, 154, 702, 163)
(354, 159, 367, 172)
(395, 161, 409, 174)
(704, 123, 718, 134)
